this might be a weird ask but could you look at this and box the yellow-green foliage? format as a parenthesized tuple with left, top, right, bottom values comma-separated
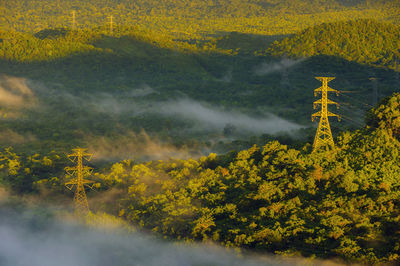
(2, 94, 400, 263)
(1, 0, 399, 56)
(0, 29, 101, 62)
(87, 93, 400, 263)
(85, 211, 135, 232)
(0, 149, 65, 193)
(268, 19, 400, 69)
(366, 93, 400, 135)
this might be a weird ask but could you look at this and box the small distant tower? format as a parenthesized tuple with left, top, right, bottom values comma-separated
(395, 59, 399, 90)
(108, 15, 114, 35)
(71, 11, 77, 30)
(280, 57, 290, 89)
(312, 77, 340, 152)
(280, 66, 290, 89)
(65, 148, 94, 215)
(369, 77, 378, 106)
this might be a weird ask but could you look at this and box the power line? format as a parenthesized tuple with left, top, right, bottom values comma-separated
(340, 114, 364, 128)
(339, 93, 373, 109)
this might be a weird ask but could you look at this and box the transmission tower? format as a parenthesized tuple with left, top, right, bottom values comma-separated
(369, 77, 378, 106)
(65, 148, 94, 215)
(71, 11, 77, 30)
(312, 77, 340, 152)
(108, 15, 114, 35)
(280, 66, 290, 89)
(279, 56, 290, 89)
(396, 59, 399, 90)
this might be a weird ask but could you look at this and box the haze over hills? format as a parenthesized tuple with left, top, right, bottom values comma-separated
(0, 16, 399, 155)
(1, 1, 400, 264)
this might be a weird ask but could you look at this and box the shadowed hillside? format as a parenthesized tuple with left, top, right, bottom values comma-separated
(0, 22, 399, 156)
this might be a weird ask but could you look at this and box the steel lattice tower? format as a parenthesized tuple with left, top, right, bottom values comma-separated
(369, 77, 378, 106)
(71, 11, 77, 30)
(65, 148, 94, 215)
(312, 77, 340, 152)
(108, 15, 114, 35)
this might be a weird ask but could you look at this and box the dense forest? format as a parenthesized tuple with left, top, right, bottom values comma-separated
(0, 19, 399, 156)
(269, 19, 400, 70)
(1, 93, 400, 264)
(1, 0, 400, 264)
(2, 0, 400, 47)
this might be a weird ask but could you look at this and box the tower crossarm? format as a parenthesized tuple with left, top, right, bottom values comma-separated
(314, 77, 339, 96)
(64, 165, 92, 175)
(327, 111, 341, 120)
(65, 179, 95, 190)
(315, 77, 335, 83)
(64, 166, 77, 176)
(311, 111, 321, 121)
(314, 86, 340, 96)
(312, 111, 340, 119)
(68, 148, 93, 161)
(65, 178, 95, 185)
(313, 99, 339, 109)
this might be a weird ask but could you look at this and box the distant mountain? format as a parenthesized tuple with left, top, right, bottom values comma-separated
(268, 19, 400, 69)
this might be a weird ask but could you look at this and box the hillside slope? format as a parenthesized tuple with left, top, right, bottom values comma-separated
(0, 21, 399, 155)
(268, 19, 400, 70)
(2, 93, 400, 264)
(2, 0, 399, 39)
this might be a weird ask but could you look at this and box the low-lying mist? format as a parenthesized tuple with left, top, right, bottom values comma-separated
(155, 98, 303, 134)
(0, 74, 305, 161)
(254, 59, 303, 76)
(86, 130, 209, 162)
(25, 76, 302, 135)
(0, 74, 36, 119)
(0, 74, 35, 107)
(0, 207, 296, 266)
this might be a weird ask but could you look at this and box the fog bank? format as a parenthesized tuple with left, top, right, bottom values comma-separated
(0, 208, 293, 266)
(156, 99, 303, 134)
(254, 59, 303, 75)
(0, 75, 35, 107)
(86, 130, 207, 161)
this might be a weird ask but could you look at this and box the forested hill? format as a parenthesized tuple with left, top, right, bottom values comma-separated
(3, 93, 400, 264)
(1, 18, 399, 154)
(3, 0, 400, 19)
(2, 0, 399, 37)
(2, 19, 400, 66)
(268, 19, 400, 70)
(2, 1, 400, 264)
